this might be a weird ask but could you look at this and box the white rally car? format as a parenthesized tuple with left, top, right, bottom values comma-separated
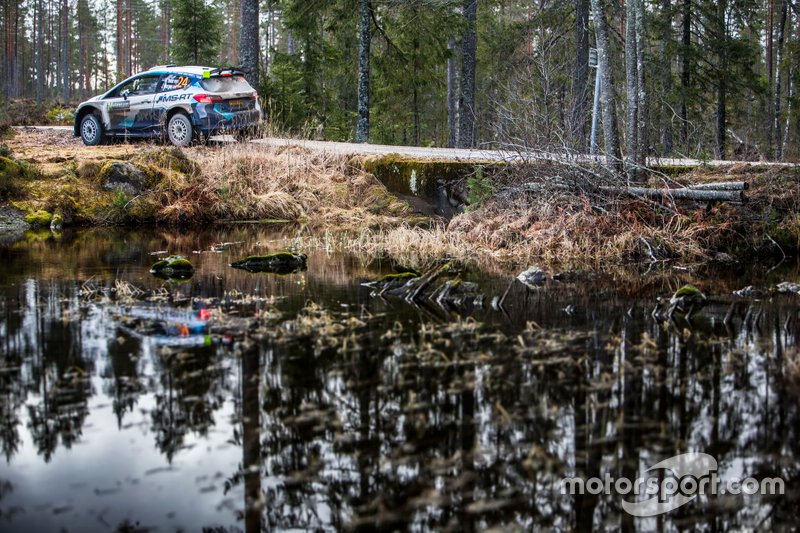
(74, 65, 261, 147)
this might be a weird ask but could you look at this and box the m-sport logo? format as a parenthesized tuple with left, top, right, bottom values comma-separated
(561, 452, 785, 517)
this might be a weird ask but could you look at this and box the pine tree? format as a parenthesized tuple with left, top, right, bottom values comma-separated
(172, 0, 220, 65)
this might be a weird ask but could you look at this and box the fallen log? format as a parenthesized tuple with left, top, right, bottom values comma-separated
(600, 186, 745, 203)
(687, 181, 748, 191)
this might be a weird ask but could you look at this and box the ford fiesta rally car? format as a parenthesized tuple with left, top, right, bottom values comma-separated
(74, 65, 261, 147)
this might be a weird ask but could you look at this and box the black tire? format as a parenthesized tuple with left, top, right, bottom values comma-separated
(80, 113, 104, 146)
(167, 112, 193, 147)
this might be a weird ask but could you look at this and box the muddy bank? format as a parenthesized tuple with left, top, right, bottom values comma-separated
(2, 128, 800, 269)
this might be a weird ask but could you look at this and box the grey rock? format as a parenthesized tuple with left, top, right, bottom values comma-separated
(517, 266, 547, 288)
(102, 162, 148, 197)
(733, 285, 767, 298)
(777, 282, 800, 295)
(0, 206, 30, 232)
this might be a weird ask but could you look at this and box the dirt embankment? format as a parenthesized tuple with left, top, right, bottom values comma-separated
(2, 128, 800, 268)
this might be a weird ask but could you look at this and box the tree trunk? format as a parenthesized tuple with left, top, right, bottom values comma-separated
(61, 0, 69, 101)
(659, 0, 673, 154)
(447, 38, 458, 148)
(767, 0, 775, 152)
(161, 0, 172, 63)
(78, 0, 86, 95)
(457, 0, 478, 148)
(715, 0, 727, 158)
(36, 0, 45, 102)
(590, 0, 622, 170)
(625, 0, 639, 164)
(773, 0, 787, 160)
(125, 0, 132, 77)
(239, 0, 259, 88)
(635, 0, 647, 165)
(116, 0, 123, 80)
(227, 0, 240, 65)
(3, 1, 19, 98)
(782, 8, 797, 159)
(680, 0, 690, 149)
(600, 185, 745, 203)
(571, 0, 591, 151)
(356, 0, 371, 143)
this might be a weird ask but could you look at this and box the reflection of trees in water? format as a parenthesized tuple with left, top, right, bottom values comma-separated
(102, 332, 145, 427)
(0, 281, 95, 462)
(0, 354, 23, 462)
(249, 301, 800, 530)
(149, 344, 228, 462)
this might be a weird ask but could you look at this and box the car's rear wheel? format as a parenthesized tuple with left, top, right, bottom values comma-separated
(167, 113, 193, 147)
(80, 114, 104, 146)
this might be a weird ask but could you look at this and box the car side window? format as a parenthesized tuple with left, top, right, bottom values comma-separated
(131, 75, 161, 95)
(108, 75, 161, 98)
(159, 74, 194, 92)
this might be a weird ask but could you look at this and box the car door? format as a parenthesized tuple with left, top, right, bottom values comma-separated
(104, 74, 161, 133)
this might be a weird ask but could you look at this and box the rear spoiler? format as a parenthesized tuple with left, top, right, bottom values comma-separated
(205, 66, 250, 78)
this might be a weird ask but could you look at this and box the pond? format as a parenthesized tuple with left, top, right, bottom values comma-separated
(0, 226, 798, 531)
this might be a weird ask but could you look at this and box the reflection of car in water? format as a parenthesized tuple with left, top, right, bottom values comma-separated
(114, 305, 225, 347)
(74, 65, 261, 147)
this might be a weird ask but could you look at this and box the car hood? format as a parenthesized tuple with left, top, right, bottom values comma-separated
(77, 95, 103, 107)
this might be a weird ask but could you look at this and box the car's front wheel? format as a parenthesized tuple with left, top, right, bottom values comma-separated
(167, 113, 193, 147)
(80, 114, 104, 146)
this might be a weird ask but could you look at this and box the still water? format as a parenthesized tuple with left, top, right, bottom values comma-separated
(0, 226, 798, 531)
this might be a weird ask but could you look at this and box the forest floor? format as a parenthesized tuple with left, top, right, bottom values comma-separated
(2, 127, 800, 269)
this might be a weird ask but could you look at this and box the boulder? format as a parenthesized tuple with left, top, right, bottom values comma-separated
(0, 156, 28, 198)
(150, 255, 195, 280)
(777, 281, 800, 295)
(0, 206, 30, 232)
(517, 266, 547, 288)
(656, 284, 707, 320)
(100, 161, 148, 197)
(230, 252, 308, 274)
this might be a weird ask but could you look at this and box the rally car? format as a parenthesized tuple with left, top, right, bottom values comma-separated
(74, 65, 261, 147)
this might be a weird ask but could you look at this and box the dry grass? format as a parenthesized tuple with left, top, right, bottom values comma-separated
(5, 130, 800, 268)
(152, 143, 412, 227)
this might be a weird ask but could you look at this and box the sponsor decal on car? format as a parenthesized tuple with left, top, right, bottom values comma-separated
(155, 93, 192, 104)
(161, 74, 194, 91)
(108, 101, 131, 111)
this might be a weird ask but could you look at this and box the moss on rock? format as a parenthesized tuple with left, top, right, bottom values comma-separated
(0, 156, 30, 198)
(150, 255, 195, 280)
(133, 147, 199, 176)
(230, 251, 308, 274)
(23, 209, 53, 227)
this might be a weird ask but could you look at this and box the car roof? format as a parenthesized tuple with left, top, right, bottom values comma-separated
(146, 65, 215, 76)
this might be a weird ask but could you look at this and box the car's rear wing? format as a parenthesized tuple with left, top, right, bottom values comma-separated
(206, 66, 251, 78)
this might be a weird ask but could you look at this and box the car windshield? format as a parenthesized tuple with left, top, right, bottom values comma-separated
(200, 75, 253, 93)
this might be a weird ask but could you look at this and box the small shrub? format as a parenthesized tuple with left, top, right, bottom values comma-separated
(46, 105, 75, 125)
(466, 167, 495, 207)
(112, 190, 129, 210)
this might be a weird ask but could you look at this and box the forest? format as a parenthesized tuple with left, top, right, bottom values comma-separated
(1, 0, 799, 162)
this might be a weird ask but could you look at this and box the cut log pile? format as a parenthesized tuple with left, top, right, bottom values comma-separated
(600, 181, 748, 204)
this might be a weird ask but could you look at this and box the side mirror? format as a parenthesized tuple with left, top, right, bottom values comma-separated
(121, 89, 130, 99)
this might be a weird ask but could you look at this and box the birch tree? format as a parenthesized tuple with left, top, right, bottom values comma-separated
(356, 0, 371, 143)
(590, 0, 622, 170)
